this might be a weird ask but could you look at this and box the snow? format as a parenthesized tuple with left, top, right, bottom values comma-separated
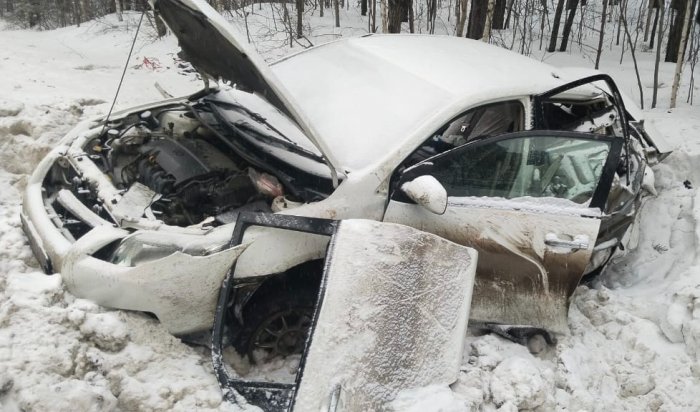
(401, 175, 448, 214)
(294, 219, 476, 410)
(272, 35, 572, 171)
(1, 4, 700, 412)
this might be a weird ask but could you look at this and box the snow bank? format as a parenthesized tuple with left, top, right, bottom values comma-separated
(1, 7, 700, 412)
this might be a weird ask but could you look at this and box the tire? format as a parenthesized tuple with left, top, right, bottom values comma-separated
(232, 283, 317, 364)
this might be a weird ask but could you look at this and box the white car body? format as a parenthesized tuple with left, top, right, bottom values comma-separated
(22, 0, 668, 336)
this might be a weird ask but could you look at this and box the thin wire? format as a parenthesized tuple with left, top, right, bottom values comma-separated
(100, 10, 147, 137)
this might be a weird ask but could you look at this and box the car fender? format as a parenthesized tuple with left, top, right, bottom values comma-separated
(62, 226, 248, 334)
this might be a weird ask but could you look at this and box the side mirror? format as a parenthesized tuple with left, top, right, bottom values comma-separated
(401, 175, 448, 215)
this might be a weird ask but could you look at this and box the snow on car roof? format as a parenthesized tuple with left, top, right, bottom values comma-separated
(272, 35, 567, 171)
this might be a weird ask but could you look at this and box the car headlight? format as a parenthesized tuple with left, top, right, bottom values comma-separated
(111, 233, 182, 267)
(110, 232, 230, 267)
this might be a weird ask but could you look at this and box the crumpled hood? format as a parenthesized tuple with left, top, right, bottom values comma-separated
(152, 0, 341, 180)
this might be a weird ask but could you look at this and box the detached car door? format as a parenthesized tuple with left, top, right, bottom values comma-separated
(384, 130, 622, 333)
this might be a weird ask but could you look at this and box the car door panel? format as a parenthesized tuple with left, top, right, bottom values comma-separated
(384, 200, 600, 333)
(385, 131, 622, 333)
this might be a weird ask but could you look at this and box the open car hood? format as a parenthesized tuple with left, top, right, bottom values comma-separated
(152, 0, 341, 180)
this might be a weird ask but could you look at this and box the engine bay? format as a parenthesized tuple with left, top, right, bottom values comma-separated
(43, 96, 334, 234)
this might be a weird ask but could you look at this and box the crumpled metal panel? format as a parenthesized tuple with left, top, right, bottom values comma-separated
(293, 220, 477, 411)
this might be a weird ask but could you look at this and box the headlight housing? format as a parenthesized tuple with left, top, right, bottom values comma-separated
(110, 231, 231, 267)
(111, 233, 182, 267)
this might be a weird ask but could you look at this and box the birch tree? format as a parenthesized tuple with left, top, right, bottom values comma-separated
(455, 0, 468, 36)
(670, 0, 693, 107)
(483, 0, 496, 40)
(115, 0, 122, 22)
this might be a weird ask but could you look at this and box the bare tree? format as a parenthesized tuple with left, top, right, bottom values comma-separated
(455, 0, 469, 36)
(666, 0, 687, 61)
(650, 0, 662, 47)
(382, 0, 389, 31)
(504, 0, 515, 28)
(559, 0, 579, 51)
(427, 0, 438, 33)
(296, 0, 304, 38)
(468, 0, 489, 39)
(616, 0, 626, 45)
(595, 0, 609, 69)
(371, 0, 377, 31)
(652, 0, 667, 108)
(388, 0, 403, 32)
(115, 0, 122, 22)
(687, 25, 699, 103)
(644, 0, 654, 40)
(483, 0, 496, 39)
(671, 0, 693, 107)
(622, 7, 645, 108)
(334, 0, 340, 27)
(548, 0, 566, 51)
(493, 0, 507, 28)
(539, 0, 549, 50)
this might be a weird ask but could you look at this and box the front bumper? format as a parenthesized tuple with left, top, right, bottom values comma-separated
(20, 121, 246, 334)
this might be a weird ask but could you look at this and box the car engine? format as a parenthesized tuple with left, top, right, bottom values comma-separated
(74, 105, 288, 227)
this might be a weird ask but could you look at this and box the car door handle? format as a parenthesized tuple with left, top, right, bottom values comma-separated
(327, 383, 342, 412)
(545, 233, 589, 250)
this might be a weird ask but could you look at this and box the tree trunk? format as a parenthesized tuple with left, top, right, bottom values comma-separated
(622, 10, 644, 108)
(665, 0, 683, 62)
(388, 0, 403, 32)
(115, 0, 123, 21)
(482, 0, 496, 39)
(362, 0, 367, 15)
(427, 0, 437, 33)
(539, 0, 548, 50)
(671, 0, 693, 107)
(492, 0, 506, 28)
(371, 0, 377, 31)
(644, 0, 654, 41)
(652, 0, 666, 108)
(467, 0, 488, 39)
(504, 0, 515, 29)
(559, 0, 579, 51)
(334, 0, 340, 27)
(455, 0, 468, 36)
(595, 0, 609, 68)
(616, 0, 625, 45)
(382, 0, 389, 31)
(296, 0, 304, 38)
(548, 0, 566, 51)
(408, 0, 414, 32)
(649, 4, 660, 47)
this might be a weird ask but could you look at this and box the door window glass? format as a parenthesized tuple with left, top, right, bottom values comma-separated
(405, 101, 524, 166)
(430, 135, 611, 204)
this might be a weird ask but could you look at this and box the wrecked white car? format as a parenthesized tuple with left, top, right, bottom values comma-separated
(210, 214, 477, 410)
(22, 0, 670, 378)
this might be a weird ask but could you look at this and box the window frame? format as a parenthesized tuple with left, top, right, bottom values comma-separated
(532, 74, 631, 142)
(393, 130, 623, 210)
(400, 99, 527, 168)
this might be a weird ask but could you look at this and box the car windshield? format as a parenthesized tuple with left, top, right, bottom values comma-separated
(207, 100, 325, 163)
(203, 90, 329, 165)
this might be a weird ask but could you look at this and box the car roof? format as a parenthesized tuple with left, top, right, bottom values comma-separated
(272, 35, 569, 171)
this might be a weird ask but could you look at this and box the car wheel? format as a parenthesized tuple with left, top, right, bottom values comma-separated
(233, 287, 316, 365)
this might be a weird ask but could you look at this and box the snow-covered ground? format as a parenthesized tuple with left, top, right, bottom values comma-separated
(1, 7, 700, 411)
